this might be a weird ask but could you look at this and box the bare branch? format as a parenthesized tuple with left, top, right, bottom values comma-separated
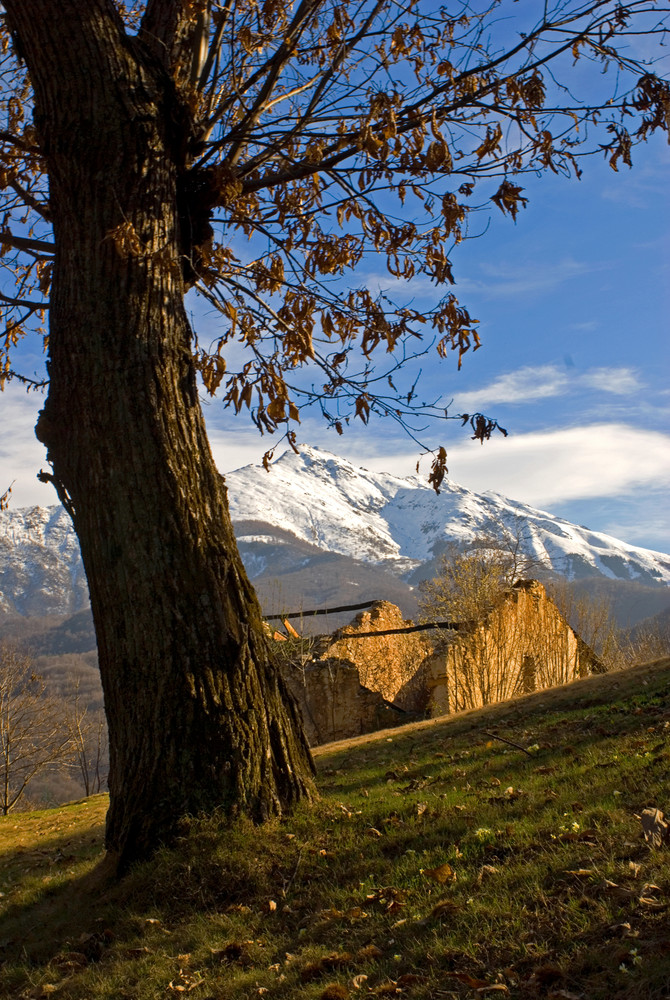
(0, 230, 55, 255)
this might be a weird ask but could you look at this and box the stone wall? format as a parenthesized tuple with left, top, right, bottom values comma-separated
(282, 657, 405, 746)
(421, 580, 602, 716)
(319, 601, 433, 711)
(278, 584, 601, 744)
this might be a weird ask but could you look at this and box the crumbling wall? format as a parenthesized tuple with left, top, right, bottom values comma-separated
(423, 580, 601, 715)
(320, 601, 432, 711)
(279, 585, 601, 742)
(282, 657, 405, 746)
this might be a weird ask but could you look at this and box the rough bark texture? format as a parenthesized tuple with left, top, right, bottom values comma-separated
(5, 0, 314, 870)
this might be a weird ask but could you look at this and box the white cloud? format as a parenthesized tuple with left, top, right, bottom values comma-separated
(452, 364, 642, 410)
(324, 423, 670, 512)
(0, 388, 52, 507)
(437, 423, 670, 508)
(579, 367, 642, 395)
(455, 365, 570, 409)
(457, 256, 593, 299)
(207, 424, 283, 475)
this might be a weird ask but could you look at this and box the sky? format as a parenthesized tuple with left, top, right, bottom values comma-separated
(1, 83, 669, 555)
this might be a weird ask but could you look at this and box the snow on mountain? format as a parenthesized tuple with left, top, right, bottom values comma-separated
(227, 446, 670, 586)
(0, 445, 668, 617)
(0, 505, 89, 615)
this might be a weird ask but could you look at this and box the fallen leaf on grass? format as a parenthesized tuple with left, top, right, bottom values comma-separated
(168, 974, 204, 993)
(444, 971, 489, 988)
(321, 985, 349, 1000)
(531, 964, 563, 986)
(600, 880, 636, 898)
(476, 986, 509, 994)
(374, 981, 401, 996)
(352, 974, 369, 989)
(301, 953, 353, 981)
(397, 973, 429, 987)
(608, 922, 638, 938)
(49, 952, 88, 970)
(210, 941, 255, 965)
(477, 865, 499, 882)
(641, 808, 670, 848)
(421, 862, 456, 884)
(419, 899, 462, 923)
(638, 896, 667, 910)
(356, 944, 383, 961)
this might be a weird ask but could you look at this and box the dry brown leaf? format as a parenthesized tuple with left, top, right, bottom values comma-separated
(374, 981, 401, 996)
(301, 952, 354, 981)
(424, 898, 461, 921)
(641, 807, 669, 847)
(444, 971, 489, 988)
(638, 896, 667, 910)
(210, 941, 255, 965)
(397, 973, 429, 987)
(422, 862, 456, 884)
(356, 944, 383, 961)
(320, 986, 349, 1000)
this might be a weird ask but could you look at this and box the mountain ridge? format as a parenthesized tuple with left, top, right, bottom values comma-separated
(0, 445, 668, 620)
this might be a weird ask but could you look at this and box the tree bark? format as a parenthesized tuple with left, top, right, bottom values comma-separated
(5, 0, 314, 870)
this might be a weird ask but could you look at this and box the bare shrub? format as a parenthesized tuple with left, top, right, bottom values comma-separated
(0, 645, 72, 814)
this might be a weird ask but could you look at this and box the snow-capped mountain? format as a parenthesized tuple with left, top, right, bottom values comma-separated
(0, 504, 89, 616)
(229, 446, 670, 586)
(0, 445, 669, 618)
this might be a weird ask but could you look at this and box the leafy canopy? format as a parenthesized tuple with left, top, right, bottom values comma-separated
(0, 0, 668, 477)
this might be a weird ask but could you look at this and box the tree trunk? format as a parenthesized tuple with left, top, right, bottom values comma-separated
(6, 1, 314, 870)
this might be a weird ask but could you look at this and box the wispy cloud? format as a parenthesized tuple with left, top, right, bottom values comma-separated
(455, 365, 570, 409)
(452, 364, 643, 410)
(441, 423, 670, 508)
(580, 368, 642, 395)
(0, 388, 52, 508)
(456, 256, 596, 299)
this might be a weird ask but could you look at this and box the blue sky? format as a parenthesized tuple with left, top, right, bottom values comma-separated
(1, 123, 668, 553)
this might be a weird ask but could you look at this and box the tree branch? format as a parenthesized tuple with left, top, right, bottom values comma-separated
(8, 178, 50, 221)
(0, 230, 55, 255)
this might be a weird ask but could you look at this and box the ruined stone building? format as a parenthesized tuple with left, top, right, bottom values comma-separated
(280, 583, 601, 746)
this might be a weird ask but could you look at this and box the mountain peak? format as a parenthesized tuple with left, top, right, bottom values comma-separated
(227, 446, 670, 586)
(1, 447, 668, 619)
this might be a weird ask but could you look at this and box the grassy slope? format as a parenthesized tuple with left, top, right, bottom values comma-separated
(1, 658, 670, 1000)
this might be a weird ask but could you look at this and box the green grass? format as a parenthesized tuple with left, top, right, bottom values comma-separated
(2, 658, 670, 999)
